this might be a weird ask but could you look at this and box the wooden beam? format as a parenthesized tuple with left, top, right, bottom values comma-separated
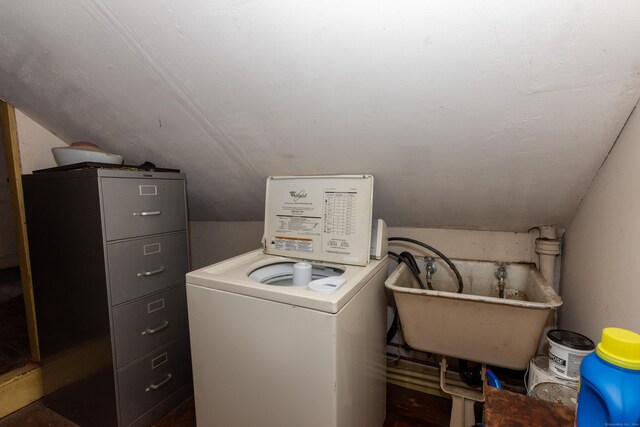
(0, 101, 40, 361)
(0, 364, 43, 418)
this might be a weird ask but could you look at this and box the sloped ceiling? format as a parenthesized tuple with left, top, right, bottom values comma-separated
(1, 1, 640, 230)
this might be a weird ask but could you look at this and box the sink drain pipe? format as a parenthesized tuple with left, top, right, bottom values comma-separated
(534, 226, 562, 350)
(534, 225, 561, 287)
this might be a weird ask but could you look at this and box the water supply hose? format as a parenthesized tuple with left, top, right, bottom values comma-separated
(486, 369, 502, 389)
(387, 251, 427, 290)
(386, 250, 428, 343)
(388, 237, 464, 293)
(399, 251, 421, 280)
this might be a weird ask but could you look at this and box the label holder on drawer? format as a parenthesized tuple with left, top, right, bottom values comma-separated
(151, 352, 169, 370)
(147, 298, 165, 314)
(143, 242, 162, 255)
(139, 185, 158, 196)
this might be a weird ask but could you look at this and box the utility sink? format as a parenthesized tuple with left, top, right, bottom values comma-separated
(385, 259, 562, 370)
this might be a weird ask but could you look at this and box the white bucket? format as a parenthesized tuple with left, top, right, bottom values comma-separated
(526, 354, 578, 396)
(547, 329, 595, 380)
(531, 382, 578, 409)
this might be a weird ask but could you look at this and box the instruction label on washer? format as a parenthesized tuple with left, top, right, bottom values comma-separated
(263, 176, 374, 266)
(323, 190, 357, 256)
(270, 236, 313, 252)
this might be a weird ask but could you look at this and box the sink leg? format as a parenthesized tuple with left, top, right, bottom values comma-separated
(449, 395, 477, 427)
(439, 357, 485, 427)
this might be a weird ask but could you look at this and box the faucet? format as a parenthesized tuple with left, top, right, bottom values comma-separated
(495, 263, 507, 298)
(425, 257, 437, 290)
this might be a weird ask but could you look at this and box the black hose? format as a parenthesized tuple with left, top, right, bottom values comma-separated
(386, 250, 429, 344)
(399, 251, 421, 276)
(388, 237, 464, 293)
(388, 251, 427, 290)
(386, 306, 399, 344)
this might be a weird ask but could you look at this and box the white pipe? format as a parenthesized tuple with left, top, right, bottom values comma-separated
(386, 359, 483, 399)
(533, 225, 562, 352)
(534, 225, 561, 287)
(440, 357, 485, 427)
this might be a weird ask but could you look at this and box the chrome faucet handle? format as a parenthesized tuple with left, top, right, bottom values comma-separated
(425, 257, 438, 276)
(495, 263, 507, 281)
(495, 263, 507, 298)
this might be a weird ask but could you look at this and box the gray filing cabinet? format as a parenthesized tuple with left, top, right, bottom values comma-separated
(23, 168, 192, 427)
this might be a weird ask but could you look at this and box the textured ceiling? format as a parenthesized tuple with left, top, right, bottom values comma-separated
(1, 0, 640, 230)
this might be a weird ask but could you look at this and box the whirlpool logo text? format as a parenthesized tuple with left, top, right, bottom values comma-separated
(289, 190, 308, 202)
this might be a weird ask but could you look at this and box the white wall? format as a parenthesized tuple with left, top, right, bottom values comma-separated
(10, 108, 543, 278)
(189, 221, 265, 270)
(3, 1, 640, 231)
(388, 227, 536, 264)
(2, 108, 67, 268)
(189, 221, 539, 269)
(15, 109, 67, 174)
(560, 103, 640, 342)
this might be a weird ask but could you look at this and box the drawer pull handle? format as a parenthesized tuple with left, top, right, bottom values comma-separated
(142, 320, 170, 336)
(145, 373, 172, 392)
(133, 210, 162, 217)
(137, 266, 165, 277)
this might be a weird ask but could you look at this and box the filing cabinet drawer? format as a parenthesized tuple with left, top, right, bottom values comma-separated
(107, 233, 188, 306)
(117, 338, 191, 427)
(113, 286, 188, 368)
(101, 177, 186, 241)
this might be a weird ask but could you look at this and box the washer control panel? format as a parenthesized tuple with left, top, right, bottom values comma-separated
(262, 175, 373, 266)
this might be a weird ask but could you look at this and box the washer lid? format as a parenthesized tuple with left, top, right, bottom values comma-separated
(262, 175, 374, 266)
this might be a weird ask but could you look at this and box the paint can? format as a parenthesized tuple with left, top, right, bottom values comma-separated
(531, 382, 578, 409)
(526, 354, 578, 396)
(547, 329, 595, 380)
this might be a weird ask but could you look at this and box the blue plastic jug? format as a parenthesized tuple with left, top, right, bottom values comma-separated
(576, 327, 640, 426)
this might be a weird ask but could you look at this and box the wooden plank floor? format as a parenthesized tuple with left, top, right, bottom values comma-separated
(382, 383, 453, 427)
(0, 383, 457, 426)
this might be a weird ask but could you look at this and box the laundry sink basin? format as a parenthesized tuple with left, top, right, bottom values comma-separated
(385, 259, 562, 370)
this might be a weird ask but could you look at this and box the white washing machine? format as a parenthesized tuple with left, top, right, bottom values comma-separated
(186, 175, 388, 427)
